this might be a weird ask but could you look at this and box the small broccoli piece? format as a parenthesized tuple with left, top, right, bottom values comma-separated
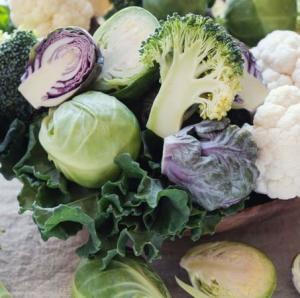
(0, 30, 37, 125)
(141, 14, 244, 138)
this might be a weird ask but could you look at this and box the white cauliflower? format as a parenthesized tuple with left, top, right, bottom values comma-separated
(9, 0, 94, 37)
(249, 85, 300, 199)
(251, 30, 300, 90)
(89, 0, 112, 16)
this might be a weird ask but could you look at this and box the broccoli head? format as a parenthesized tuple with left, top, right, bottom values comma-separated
(0, 30, 37, 126)
(141, 14, 244, 138)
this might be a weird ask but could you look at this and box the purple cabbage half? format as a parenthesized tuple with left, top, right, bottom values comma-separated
(233, 42, 268, 112)
(19, 27, 103, 109)
(162, 119, 259, 211)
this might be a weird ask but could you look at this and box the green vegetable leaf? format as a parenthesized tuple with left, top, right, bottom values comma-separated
(0, 119, 28, 180)
(32, 195, 101, 252)
(12, 121, 246, 269)
(14, 120, 67, 192)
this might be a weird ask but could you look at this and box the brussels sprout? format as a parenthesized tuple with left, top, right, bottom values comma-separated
(0, 282, 11, 298)
(142, 0, 208, 19)
(292, 253, 300, 294)
(72, 256, 171, 298)
(93, 7, 160, 100)
(39, 91, 141, 188)
(179, 241, 277, 298)
(162, 120, 258, 211)
(224, 0, 297, 47)
(19, 27, 102, 109)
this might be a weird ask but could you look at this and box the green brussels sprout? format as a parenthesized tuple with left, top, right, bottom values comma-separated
(39, 91, 141, 188)
(143, 0, 208, 19)
(224, 0, 297, 46)
(178, 241, 277, 298)
(93, 7, 160, 100)
(0, 282, 11, 298)
(72, 256, 171, 298)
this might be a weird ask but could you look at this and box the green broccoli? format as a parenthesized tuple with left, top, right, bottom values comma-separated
(0, 30, 37, 126)
(140, 14, 244, 138)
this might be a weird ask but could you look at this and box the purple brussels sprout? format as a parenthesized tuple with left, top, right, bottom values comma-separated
(162, 119, 259, 211)
(19, 27, 103, 109)
(233, 42, 268, 112)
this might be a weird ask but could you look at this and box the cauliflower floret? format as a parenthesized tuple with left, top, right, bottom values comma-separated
(250, 85, 300, 199)
(89, 0, 112, 16)
(10, 0, 94, 37)
(251, 30, 300, 90)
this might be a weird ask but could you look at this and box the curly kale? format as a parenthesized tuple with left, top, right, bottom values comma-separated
(0, 30, 37, 127)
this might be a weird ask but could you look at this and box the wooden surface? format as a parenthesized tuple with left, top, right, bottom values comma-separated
(1, 177, 300, 297)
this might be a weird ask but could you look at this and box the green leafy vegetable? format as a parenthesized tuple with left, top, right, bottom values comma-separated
(143, 0, 208, 19)
(12, 119, 248, 268)
(93, 7, 160, 100)
(223, 0, 297, 46)
(0, 282, 11, 298)
(0, 119, 28, 180)
(39, 91, 141, 188)
(72, 256, 171, 298)
(179, 241, 277, 298)
(141, 14, 243, 137)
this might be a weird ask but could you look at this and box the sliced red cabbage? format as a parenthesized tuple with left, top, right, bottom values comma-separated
(19, 27, 103, 109)
(162, 119, 259, 211)
(233, 42, 269, 112)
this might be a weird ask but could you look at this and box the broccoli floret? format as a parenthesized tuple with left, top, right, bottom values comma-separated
(140, 14, 244, 138)
(0, 30, 37, 125)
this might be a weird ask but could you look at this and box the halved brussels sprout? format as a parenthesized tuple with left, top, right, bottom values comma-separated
(93, 7, 160, 100)
(178, 241, 277, 298)
(0, 282, 11, 298)
(72, 256, 171, 298)
(292, 253, 300, 294)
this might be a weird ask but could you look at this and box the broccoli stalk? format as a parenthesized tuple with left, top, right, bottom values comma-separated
(141, 14, 244, 138)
